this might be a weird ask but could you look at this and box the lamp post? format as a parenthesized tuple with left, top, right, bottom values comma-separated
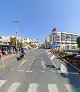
(13, 20, 20, 51)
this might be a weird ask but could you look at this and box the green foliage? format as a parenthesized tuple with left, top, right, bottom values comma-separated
(76, 36, 80, 49)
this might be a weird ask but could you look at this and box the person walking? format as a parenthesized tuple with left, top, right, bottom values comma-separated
(0, 50, 2, 60)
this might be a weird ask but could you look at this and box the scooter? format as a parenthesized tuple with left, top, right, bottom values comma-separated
(20, 53, 25, 59)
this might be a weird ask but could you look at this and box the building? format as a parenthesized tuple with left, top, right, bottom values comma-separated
(23, 38, 32, 43)
(0, 36, 10, 45)
(31, 42, 40, 48)
(50, 28, 79, 50)
(45, 36, 51, 49)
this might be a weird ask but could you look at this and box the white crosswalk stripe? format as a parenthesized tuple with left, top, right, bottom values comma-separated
(7, 82, 20, 92)
(0, 81, 78, 92)
(27, 83, 38, 92)
(65, 84, 77, 92)
(48, 84, 59, 92)
(0, 80, 7, 87)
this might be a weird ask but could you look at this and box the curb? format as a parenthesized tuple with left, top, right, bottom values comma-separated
(54, 53, 80, 73)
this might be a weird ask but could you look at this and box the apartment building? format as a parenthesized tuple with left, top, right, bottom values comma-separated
(45, 36, 51, 49)
(50, 28, 79, 50)
(0, 36, 10, 45)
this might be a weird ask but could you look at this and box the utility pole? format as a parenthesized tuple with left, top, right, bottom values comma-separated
(13, 20, 20, 51)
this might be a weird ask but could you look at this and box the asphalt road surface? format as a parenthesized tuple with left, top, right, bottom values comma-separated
(0, 49, 80, 92)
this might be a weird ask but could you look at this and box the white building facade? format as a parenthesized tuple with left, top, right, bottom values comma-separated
(50, 28, 79, 50)
(0, 36, 10, 45)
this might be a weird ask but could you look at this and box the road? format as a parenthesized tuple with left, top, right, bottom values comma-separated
(0, 49, 80, 92)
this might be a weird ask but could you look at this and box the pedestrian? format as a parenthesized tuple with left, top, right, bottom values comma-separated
(0, 50, 2, 60)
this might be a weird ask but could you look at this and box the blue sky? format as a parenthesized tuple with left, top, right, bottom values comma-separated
(0, 0, 80, 43)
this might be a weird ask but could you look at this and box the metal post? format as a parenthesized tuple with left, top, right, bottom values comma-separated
(13, 20, 20, 51)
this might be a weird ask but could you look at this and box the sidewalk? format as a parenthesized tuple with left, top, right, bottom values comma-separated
(0, 53, 16, 68)
(2, 53, 16, 60)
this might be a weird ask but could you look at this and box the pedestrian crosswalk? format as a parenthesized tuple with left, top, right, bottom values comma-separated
(8, 82, 20, 92)
(0, 80, 78, 92)
(48, 84, 58, 92)
(0, 80, 7, 87)
(27, 83, 38, 92)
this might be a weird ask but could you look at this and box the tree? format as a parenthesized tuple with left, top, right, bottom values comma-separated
(76, 36, 80, 50)
(9, 37, 16, 45)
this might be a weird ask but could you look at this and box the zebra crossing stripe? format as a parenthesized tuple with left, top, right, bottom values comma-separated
(65, 84, 77, 92)
(8, 82, 20, 92)
(27, 83, 38, 92)
(0, 80, 7, 87)
(48, 84, 59, 92)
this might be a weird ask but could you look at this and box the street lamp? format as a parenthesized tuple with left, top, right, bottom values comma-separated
(13, 20, 20, 51)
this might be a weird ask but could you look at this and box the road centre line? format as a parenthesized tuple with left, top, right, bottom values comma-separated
(28, 58, 35, 71)
(40, 57, 45, 70)
(18, 52, 38, 71)
(18, 56, 31, 68)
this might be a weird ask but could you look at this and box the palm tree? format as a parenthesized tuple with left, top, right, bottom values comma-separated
(76, 36, 80, 50)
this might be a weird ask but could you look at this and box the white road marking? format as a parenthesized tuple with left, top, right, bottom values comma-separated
(48, 52, 51, 55)
(40, 57, 45, 70)
(19, 62, 25, 67)
(49, 55, 60, 73)
(18, 70, 24, 72)
(51, 60, 58, 70)
(39, 70, 45, 72)
(0, 80, 7, 87)
(60, 64, 67, 73)
(11, 69, 14, 71)
(51, 55, 55, 61)
(28, 58, 35, 71)
(65, 84, 77, 92)
(50, 70, 55, 72)
(8, 82, 20, 92)
(48, 84, 59, 92)
(27, 83, 38, 92)
(26, 71, 32, 73)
